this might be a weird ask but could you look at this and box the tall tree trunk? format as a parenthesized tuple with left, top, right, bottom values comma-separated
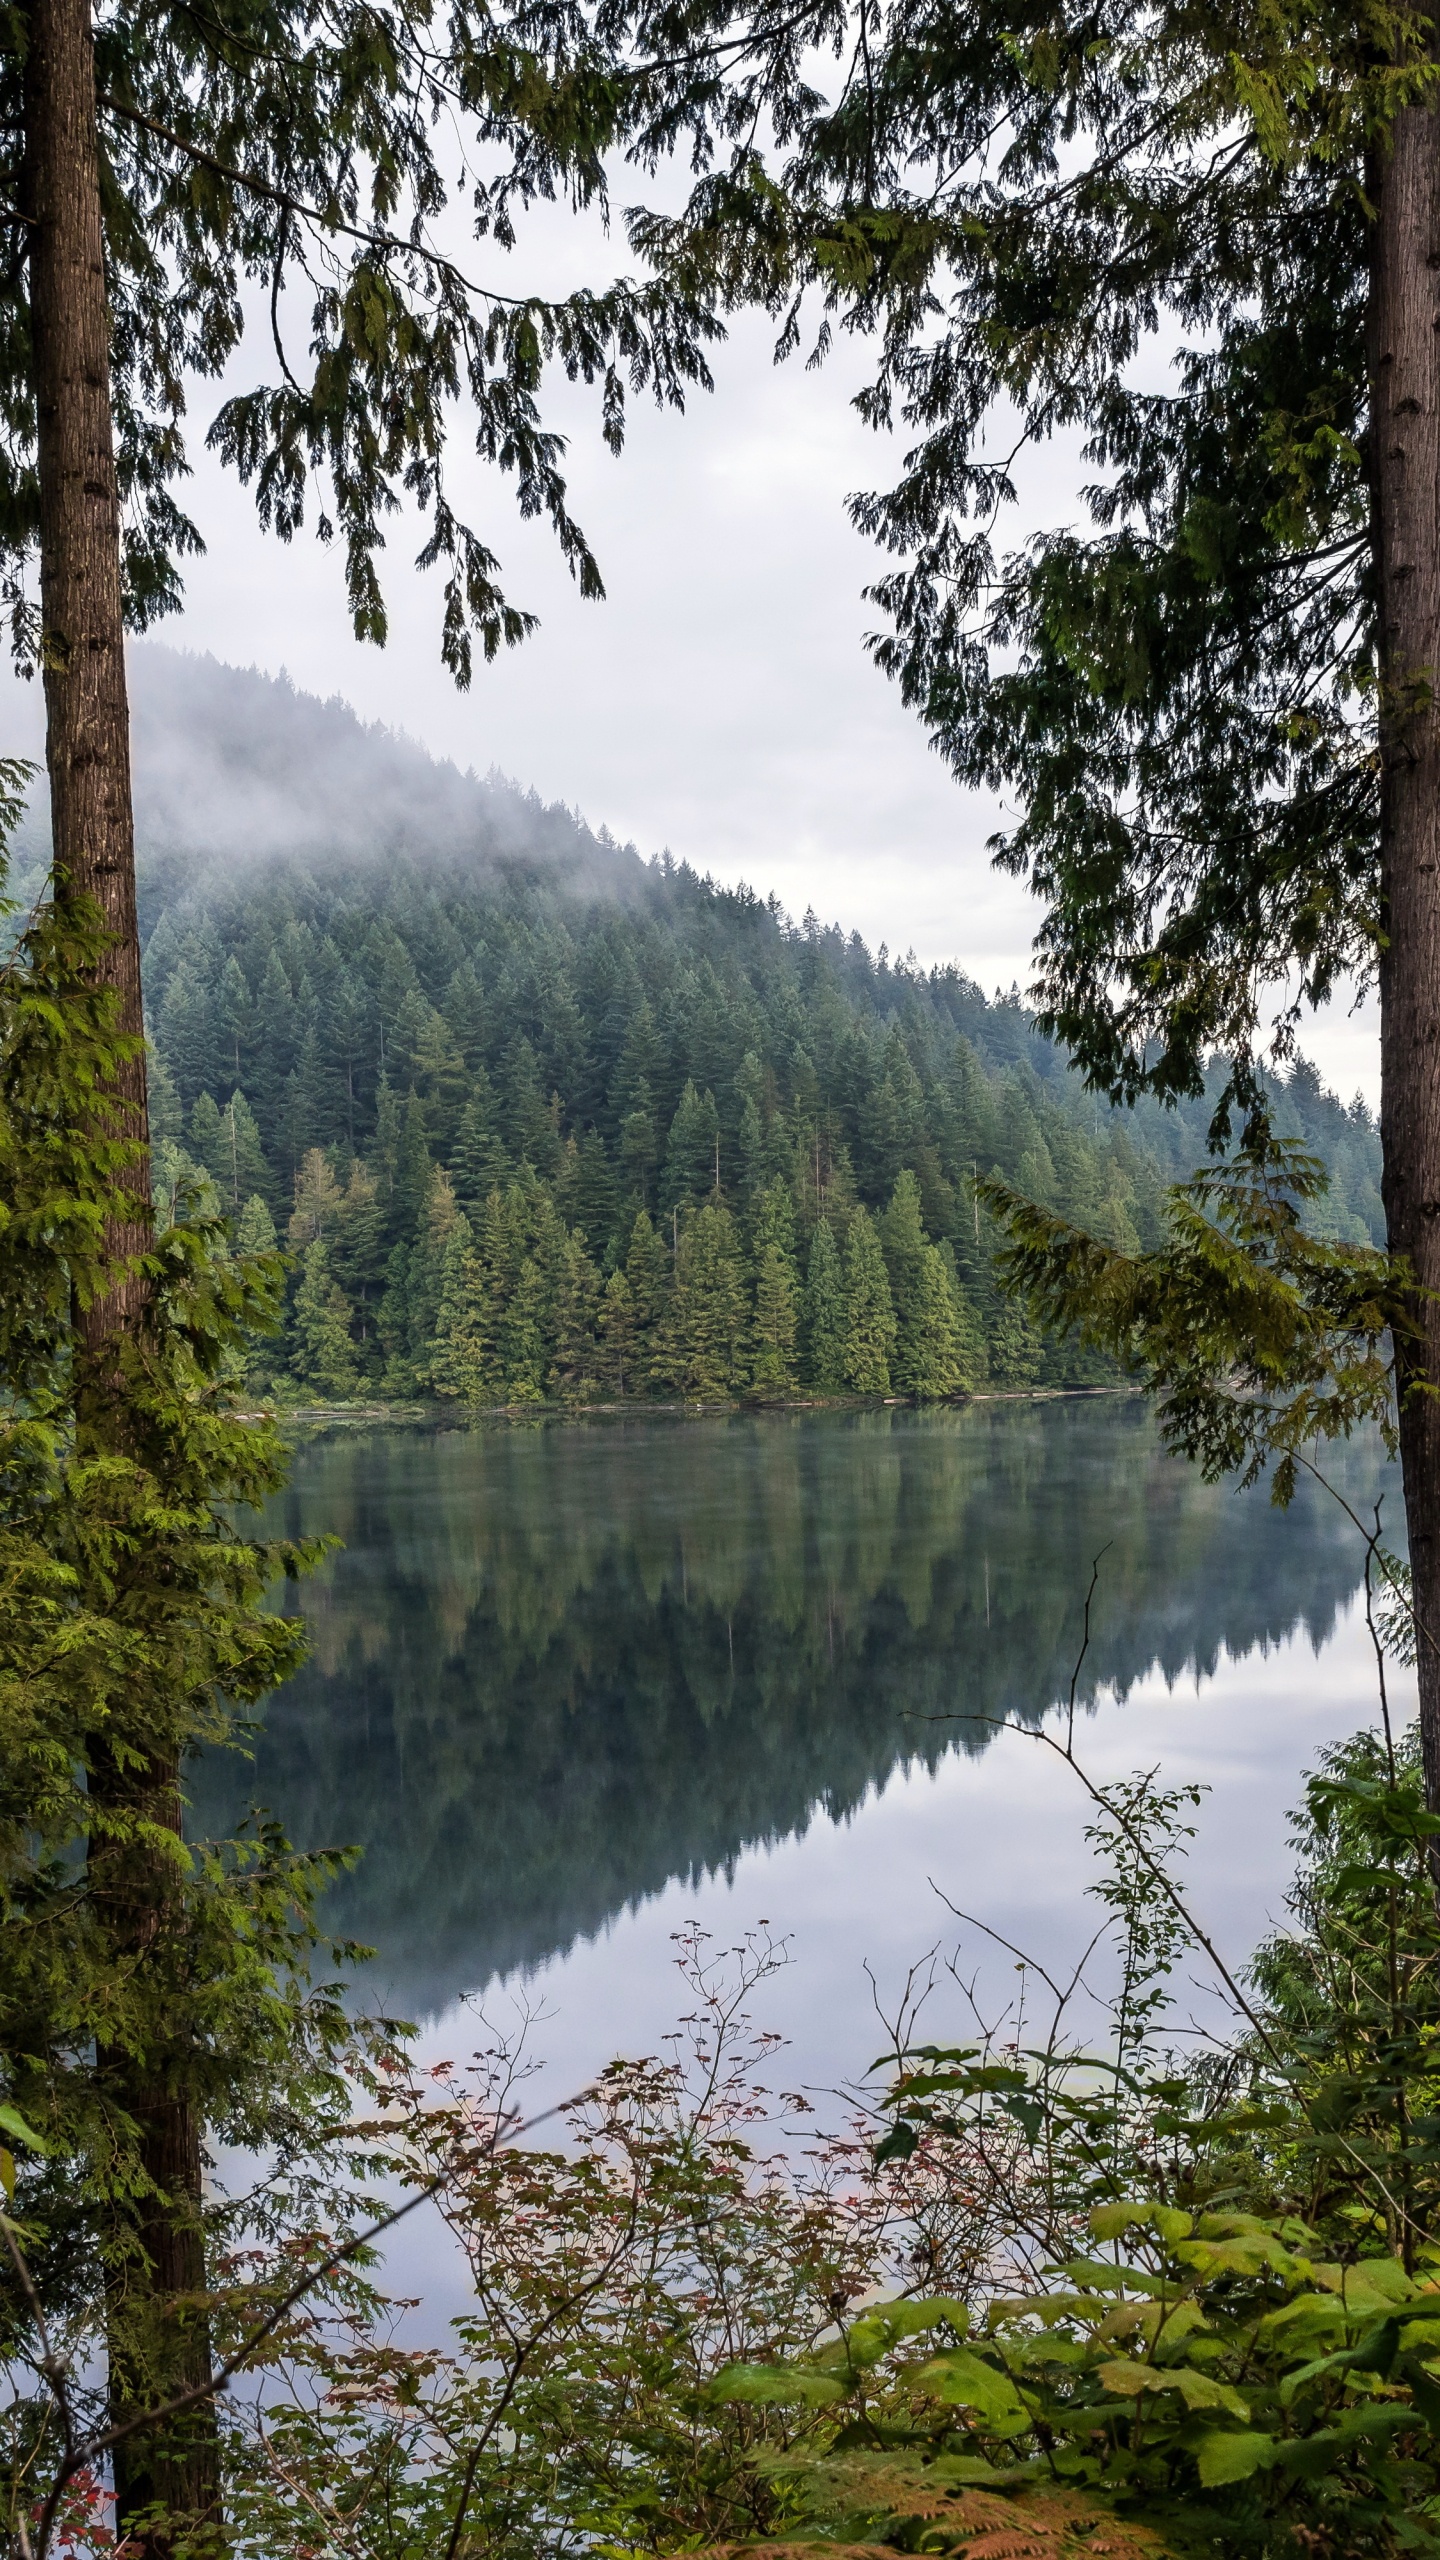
(23, 0, 223, 2543)
(1373, 88, 1440, 1821)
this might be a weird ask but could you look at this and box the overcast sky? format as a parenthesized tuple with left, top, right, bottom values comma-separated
(3, 255, 1382, 1101)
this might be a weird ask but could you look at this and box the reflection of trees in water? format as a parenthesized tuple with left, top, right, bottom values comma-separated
(193, 1403, 1394, 2017)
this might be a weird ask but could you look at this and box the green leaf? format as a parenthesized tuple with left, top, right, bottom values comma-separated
(1090, 2198, 1194, 2245)
(710, 2363, 847, 2408)
(0, 2104, 49, 2158)
(1094, 2360, 1248, 2417)
(1195, 2429, 1279, 2485)
(914, 2347, 1031, 2429)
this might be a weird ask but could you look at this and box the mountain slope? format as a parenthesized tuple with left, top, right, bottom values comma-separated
(13, 648, 1387, 1401)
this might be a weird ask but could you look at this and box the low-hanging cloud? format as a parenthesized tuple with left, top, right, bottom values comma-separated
(10, 645, 644, 908)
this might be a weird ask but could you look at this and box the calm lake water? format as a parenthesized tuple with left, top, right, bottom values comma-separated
(196, 1398, 1412, 2114)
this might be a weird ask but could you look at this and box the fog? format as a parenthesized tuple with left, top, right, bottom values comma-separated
(7, 646, 644, 909)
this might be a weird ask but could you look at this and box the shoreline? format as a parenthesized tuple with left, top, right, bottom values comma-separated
(234, 1383, 1138, 1432)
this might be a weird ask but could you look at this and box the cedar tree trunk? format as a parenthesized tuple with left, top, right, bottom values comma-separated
(23, 0, 223, 2542)
(1373, 86, 1440, 1823)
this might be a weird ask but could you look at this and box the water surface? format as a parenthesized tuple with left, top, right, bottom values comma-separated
(195, 1398, 1404, 2071)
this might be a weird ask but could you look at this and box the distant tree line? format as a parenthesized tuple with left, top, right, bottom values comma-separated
(140, 847, 1386, 1404)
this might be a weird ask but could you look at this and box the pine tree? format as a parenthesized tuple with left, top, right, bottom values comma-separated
(660, 1201, 751, 1399)
(550, 1232, 603, 1401)
(619, 1098, 659, 1209)
(188, 1091, 226, 1190)
(328, 1164, 389, 1346)
(216, 953, 252, 1090)
(842, 1209, 897, 1395)
(557, 1127, 619, 1256)
(290, 1241, 361, 1396)
(289, 1147, 345, 1250)
(625, 1209, 671, 1391)
(751, 1173, 797, 1261)
(881, 1168, 930, 1396)
(598, 1266, 636, 1397)
(990, 1297, 1046, 1390)
(220, 1092, 272, 1216)
(407, 1173, 467, 1381)
(900, 1246, 967, 1401)
(393, 1092, 434, 1240)
(751, 1244, 800, 1400)
(156, 961, 217, 1110)
(804, 1218, 848, 1393)
(449, 1073, 509, 1214)
(498, 1255, 547, 1401)
(430, 1223, 488, 1405)
(235, 1194, 277, 1258)
(501, 1034, 562, 1175)
(377, 1243, 416, 1394)
(146, 1046, 184, 1151)
(248, 951, 298, 1130)
(662, 1080, 721, 1210)
(412, 1007, 471, 1156)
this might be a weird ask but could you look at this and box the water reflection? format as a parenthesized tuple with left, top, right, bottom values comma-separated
(193, 1400, 1396, 2017)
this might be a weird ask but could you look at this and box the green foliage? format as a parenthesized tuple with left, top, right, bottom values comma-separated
(607, 0, 1397, 1123)
(843, 1210, 898, 1395)
(0, 881, 388, 2549)
(660, 1199, 751, 1399)
(804, 1219, 848, 1392)
(980, 1141, 1400, 1497)
(695, 1714, 1440, 2558)
(137, 825, 1384, 1410)
(291, 1239, 363, 1395)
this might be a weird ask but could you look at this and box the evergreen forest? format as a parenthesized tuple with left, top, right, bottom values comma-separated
(95, 655, 1386, 1409)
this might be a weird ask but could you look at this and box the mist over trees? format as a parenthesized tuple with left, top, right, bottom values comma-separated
(115, 656, 1387, 1406)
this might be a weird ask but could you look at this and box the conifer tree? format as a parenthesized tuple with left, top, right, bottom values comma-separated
(499, 1255, 547, 1401)
(842, 1210, 898, 1396)
(625, 1209, 672, 1390)
(377, 1242, 415, 1394)
(187, 1090, 226, 1190)
(804, 1219, 848, 1393)
(407, 1173, 467, 1383)
(751, 1244, 800, 1400)
(749, 1176, 801, 1398)
(881, 1169, 931, 1396)
(663, 1081, 722, 1210)
(235, 1193, 277, 1258)
(220, 1091, 272, 1215)
(328, 1164, 389, 1344)
(393, 1092, 434, 1241)
(620, 1100, 659, 1210)
(660, 1202, 750, 1399)
(146, 1047, 183, 1150)
(234, 1194, 280, 1385)
(990, 1299, 1046, 1391)
(431, 1224, 488, 1405)
(288, 1146, 346, 1249)
(450, 1075, 509, 1215)
(216, 952, 252, 1089)
(551, 1232, 604, 1401)
(599, 1266, 637, 1397)
(502, 1035, 563, 1175)
(291, 1241, 361, 1395)
(899, 1246, 970, 1401)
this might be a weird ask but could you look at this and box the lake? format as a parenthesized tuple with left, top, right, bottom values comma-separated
(195, 1396, 1412, 2117)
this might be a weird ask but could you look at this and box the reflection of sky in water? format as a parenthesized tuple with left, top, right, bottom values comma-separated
(386, 1600, 1410, 2328)
(439, 1598, 1408, 2104)
(197, 1403, 1410, 2324)
(197, 1401, 1403, 2055)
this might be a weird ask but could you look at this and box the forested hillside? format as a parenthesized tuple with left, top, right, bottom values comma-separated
(29, 648, 1383, 1406)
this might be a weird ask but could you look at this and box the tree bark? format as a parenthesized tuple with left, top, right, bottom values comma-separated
(1372, 89, 1440, 1820)
(23, 0, 223, 2544)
